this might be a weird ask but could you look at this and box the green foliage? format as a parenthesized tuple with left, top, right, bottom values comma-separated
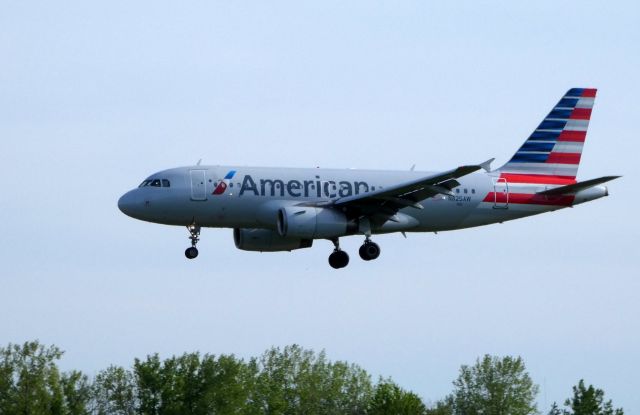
(3, 341, 625, 415)
(248, 344, 373, 414)
(548, 401, 563, 415)
(0, 340, 89, 415)
(88, 344, 381, 415)
(128, 352, 252, 414)
(449, 354, 539, 415)
(548, 379, 624, 415)
(425, 400, 454, 415)
(92, 365, 136, 415)
(368, 378, 426, 415)
(62, 371, 92, 415)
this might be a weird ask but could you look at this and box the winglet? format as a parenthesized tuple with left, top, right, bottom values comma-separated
(479, 158, 495, 172)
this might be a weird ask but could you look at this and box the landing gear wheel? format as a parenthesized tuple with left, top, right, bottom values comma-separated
(185, 223, 201, 259)
(185, 247, 199, 259)
(328, 250, 349, 269)
(359, 241, 381, 261)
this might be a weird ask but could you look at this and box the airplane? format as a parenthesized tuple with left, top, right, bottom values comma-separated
(118, 88, 619, 269)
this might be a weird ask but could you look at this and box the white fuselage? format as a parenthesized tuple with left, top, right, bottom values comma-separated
(118, 165, 607, 234)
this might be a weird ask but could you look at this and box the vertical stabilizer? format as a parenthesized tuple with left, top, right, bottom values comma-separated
(498, 88, 596, 180)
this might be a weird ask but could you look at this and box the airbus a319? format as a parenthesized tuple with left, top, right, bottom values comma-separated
(118, 88, 619, 268)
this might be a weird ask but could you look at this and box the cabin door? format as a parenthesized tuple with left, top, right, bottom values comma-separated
(493, 177, 509, 209)
(190, 170, 207, 201)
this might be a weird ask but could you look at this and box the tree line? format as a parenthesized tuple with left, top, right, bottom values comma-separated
(0, 341, 623, 414)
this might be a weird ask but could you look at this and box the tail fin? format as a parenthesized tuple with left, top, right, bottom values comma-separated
(498, 88, 597, 179)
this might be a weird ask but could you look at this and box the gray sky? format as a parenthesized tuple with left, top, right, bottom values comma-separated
(1, 0, 638, 411)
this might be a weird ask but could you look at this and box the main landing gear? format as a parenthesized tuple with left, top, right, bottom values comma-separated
(328, 237, 382, 268)
(328, 238, 349, 269)
(185, 223, 200, 259)
(359, 238, 381, 261)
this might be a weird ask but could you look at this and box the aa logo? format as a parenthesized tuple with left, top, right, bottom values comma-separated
(212, 170, 236, 195)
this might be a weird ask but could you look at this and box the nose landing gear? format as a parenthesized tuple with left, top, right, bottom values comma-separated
(185, 224, 200, 259)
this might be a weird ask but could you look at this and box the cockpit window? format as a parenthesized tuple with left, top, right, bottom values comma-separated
(139, 178, 170, 188)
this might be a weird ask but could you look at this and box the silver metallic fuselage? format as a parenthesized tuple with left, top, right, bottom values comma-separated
(118, 165, 608, 234)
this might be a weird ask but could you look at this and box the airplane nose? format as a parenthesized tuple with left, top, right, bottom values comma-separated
(118, 190, 139, 217)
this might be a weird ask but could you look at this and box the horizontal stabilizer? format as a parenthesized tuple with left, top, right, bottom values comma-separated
(536, 176, 621, 196)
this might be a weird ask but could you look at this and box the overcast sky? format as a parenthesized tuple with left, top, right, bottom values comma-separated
(1, 1, 638, 412)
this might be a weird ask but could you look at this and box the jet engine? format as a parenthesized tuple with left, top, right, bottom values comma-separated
(277, 206, 352, 239)
(234, 228, 312, 252)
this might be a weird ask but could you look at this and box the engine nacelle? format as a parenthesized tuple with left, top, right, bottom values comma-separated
(234, 228, 312, 252)
(277, 206, 350, 239)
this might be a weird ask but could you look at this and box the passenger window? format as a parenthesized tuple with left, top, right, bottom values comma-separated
(464, 189, 468, 194)
(456, 188, 460, 193)
(472, 189, 476, 194)
(150, 179, 161, 187)
(162, 179, 170, 187)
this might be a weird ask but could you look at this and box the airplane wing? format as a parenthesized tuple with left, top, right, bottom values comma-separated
(330, 162, 487, 215)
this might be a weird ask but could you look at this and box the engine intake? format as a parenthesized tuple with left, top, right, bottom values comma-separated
(234, 228, 312, 252)
(277, 206, 350, 239)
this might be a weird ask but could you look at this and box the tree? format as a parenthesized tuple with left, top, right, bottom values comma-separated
(61, 370, 91, 415)
(0, 340, 89, 415)
(157, 351, 251, 414)
(368, 378, 426, 415)
(133, 353, 163, 415)
(449, 354, 538, 415)
(548, 379, 623, 415)
(247, 344, 373, 414)
(548, 402, 562, 415)
(91, 365, 136, 415)
(199, 353, 253, 414)
(425, 400, 453, 415)
(121, 351, 253, 415)
(4, 341, 431, 414)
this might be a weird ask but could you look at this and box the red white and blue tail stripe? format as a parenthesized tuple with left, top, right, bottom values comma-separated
(498, 88, 596, 180)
